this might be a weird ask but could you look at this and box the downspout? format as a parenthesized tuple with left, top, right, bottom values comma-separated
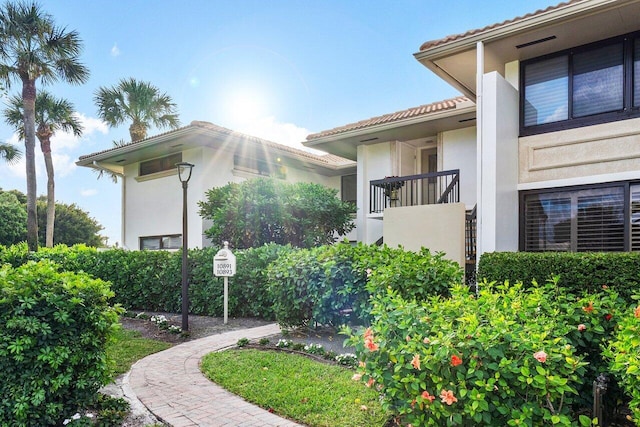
(476, 41, 484, 294)
(92, 161, 126, 249)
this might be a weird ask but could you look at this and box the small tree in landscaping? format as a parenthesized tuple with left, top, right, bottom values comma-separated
(199, 178, 356, 249)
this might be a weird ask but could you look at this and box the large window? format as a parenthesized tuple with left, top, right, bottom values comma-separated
(520, 183, 640, 252)
(140, 234, 181, 250)
(521, 33, 640, 135)
(139, 153, 182, 177)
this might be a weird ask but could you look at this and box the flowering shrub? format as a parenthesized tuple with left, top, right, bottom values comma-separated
(604, 303, 640, 426)
(345, 280, 595, 426)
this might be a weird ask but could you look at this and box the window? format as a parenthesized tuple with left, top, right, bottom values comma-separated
(521, 183, 636, 252)
(140, 234, 182, 250)
(233, 154, 286, 179)
(521, 34, 640, 135)
(140, 153, 182, 177)
(341, 174, 357, 204)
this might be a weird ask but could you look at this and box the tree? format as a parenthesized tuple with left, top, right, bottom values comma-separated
(198, 178, 356, 249)
(0, 1, 89, 251)
(0, 191, 26, 245)
(4, 91, 83, 247)
(0, 189, 104, 247)
(0, 141, 20, 163)
(94, 78, 180, 142)
(36, 197, 104, 247)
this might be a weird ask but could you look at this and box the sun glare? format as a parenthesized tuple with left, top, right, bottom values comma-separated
(228, 89, 268, 123)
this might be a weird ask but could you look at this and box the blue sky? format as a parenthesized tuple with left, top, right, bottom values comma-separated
(0, 0, 558, 246)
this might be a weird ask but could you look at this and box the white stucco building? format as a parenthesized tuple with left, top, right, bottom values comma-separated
(77, 121, 356, 250)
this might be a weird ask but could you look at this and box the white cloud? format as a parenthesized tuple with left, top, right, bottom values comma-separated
(111, 43, 121, 57)
(52, 153, 76, 177)
(236, 116, 325, 155)
(80, 188, 98, 197)
(78, 113, 109, 135)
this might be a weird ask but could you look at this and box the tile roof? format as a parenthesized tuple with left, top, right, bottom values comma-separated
(78, 120, 354, 167)
(418, 0, 581, 51)
(306, 96, 472, 140)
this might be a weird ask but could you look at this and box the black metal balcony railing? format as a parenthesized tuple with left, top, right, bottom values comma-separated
(369, 169, 460, 214)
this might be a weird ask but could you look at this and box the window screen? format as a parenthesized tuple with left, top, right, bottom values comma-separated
(573, 42, 624, 117)
(523, 55, 569, 126)
(631, 185, 640, 251)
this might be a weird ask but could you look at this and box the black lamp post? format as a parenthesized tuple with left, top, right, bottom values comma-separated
(176, 162, 194, 331)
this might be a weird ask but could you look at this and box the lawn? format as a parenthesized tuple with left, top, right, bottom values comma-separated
(107, 326, 173, 376)
(201, 349, 388, 427)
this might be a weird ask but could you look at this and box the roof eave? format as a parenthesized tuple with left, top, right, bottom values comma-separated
(305, 103, 476, 146)
(413, 0, 623, 96)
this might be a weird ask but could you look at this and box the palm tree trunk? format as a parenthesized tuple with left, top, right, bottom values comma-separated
(129, 121, 147, 142)
(22, 79, 38, 252)
(40, 136, 55, 248)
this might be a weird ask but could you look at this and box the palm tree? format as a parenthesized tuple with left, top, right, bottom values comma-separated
(4, 91, 83, 247)
(94, 77, 180, 142)
(0, 1, 89, 251)
(0, 141, 20, 163)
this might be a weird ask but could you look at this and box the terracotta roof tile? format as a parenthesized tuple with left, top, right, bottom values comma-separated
(306, 96, 471, 140)
(419, 0, 581, 51)
(79, 120, 354, 168)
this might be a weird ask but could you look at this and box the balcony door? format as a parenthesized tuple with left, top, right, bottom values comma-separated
(420, 148, 438, 204)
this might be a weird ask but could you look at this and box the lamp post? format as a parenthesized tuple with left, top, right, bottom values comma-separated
(176, 162, 194, 331)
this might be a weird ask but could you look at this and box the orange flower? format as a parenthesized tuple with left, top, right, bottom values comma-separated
(423, 337, 431, 344)
(365, 378, 375, 388)
(421, 391, 435, 403)
(577, 324, 586, 332)
(411, 354, 421, 370)
(363, 328, 379, 351)
(440, 389, 458, 405)
(634, 306, 640, 319)
(451, 355, 463, 367)
(604, 313, 613, 321)
(365, 338, 379, 352)
(583, 302, 594, 313)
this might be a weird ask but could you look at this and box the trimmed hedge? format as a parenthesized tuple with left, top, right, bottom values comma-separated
(0, 243, 291, 319)
(478, 251, 640, 302)
(0, 261, 120, 426)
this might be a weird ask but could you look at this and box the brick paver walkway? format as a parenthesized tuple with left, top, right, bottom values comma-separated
(128, 323, 303, 426)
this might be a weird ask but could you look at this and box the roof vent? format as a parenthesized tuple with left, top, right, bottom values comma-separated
(516, 35, 556, 49)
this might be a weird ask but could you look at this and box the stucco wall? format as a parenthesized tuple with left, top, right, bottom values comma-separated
(519, 117, 640, 185)
(441, 126, 477, 208)
(357, 142, 392, 244)
(383, 203, 466, 267)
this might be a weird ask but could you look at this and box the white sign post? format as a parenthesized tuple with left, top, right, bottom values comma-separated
(213, 241, 236, 324)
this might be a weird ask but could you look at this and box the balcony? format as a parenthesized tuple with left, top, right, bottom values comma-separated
(369, 169, 460, 214)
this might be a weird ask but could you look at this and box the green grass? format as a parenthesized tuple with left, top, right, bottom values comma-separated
(107, 327, 172, 376)
(201, 349, 388, 427)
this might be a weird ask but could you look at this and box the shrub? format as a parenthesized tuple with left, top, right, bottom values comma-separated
(604, 302, 640, 426)
(0, 261, 121, 426)
(346, 280, 594, 426)
(267, 243, 463, 329)
(478, 252, 640, 302)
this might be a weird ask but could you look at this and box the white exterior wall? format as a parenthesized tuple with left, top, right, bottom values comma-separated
(441, 127, 477, 209)
(384, 203, 466, 266)
(357, 142, 392, 243)
(479, 71, 519, 255)
(123, 146, 351, 249)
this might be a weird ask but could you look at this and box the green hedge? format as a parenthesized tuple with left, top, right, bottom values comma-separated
(478, 251, 640, 302)
(267, 243, 463, 328)
(0, 243, 291, 319)
(0, 261, 120, 426)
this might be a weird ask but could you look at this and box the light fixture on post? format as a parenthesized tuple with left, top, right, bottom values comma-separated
(176, 161, 194, 331)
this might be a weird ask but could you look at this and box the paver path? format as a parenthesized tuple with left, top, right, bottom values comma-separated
(128, 323, 303, 426)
